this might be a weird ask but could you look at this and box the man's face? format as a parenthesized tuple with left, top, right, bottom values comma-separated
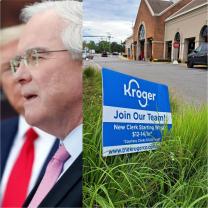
(15, 11, 82, 137)
(0, 40, 24, 114)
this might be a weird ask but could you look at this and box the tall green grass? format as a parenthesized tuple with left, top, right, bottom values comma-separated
(83, 67, 208, 208)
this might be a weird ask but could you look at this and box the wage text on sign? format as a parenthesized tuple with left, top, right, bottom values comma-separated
(102, 68, 172, 157)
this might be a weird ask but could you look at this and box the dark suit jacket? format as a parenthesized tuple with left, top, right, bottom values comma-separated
(0, 117, 59, 193)
(23, 154, 82, 207)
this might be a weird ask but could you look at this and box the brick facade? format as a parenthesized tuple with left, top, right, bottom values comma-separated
(133, 0, 193, 60)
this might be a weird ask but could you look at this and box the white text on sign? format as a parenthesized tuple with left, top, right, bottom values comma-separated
(124, 79, 156, 108)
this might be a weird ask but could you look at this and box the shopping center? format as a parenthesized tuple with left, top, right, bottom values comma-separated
(125, 0, 207, 62)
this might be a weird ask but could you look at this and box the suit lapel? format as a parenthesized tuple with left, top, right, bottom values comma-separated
(0, 117, 18, 179)
(22, 180, 40, 207)
(35, 139, 59, 187)
(23, 153, 82, 207)
(22, 139, 59, 207)
(40, 153, 82, 207)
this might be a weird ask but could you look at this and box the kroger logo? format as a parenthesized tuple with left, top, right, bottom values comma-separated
(123, 79, 156, 107)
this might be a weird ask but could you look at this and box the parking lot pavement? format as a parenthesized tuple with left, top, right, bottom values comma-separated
(84, 54, 208, 106)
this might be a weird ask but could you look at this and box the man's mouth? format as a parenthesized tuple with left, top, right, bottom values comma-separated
(24, 94, 38, 101)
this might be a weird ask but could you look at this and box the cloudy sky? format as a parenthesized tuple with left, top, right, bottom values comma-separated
(83, 0, 141, 43)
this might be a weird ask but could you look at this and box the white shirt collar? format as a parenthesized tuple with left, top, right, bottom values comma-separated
(57, 124, 82, 179)
(18, 115, 56, 141)
(18, 115, 30, 140)
(19, 116, 82, 163)
(61, 124, 83, 158)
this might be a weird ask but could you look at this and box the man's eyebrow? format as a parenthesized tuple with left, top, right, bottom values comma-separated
(26, 47, 49, 53)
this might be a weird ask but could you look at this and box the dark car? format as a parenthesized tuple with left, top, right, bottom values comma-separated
(101, 51, 108, 57)
(82, 51, 94, 60)
(112, 51, 119, 55)
(187, 42, 208, 68)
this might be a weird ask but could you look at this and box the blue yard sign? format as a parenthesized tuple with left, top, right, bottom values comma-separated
(102, 68, 172, 157)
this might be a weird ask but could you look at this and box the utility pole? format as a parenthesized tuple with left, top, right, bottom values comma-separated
(107, 33, 112, 53)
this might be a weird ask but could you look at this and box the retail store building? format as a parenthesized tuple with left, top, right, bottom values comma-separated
(131, 0, 207, 62)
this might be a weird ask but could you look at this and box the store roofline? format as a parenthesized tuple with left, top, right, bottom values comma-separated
(145, 0, 180, 16)
(165, 2, 208, 22)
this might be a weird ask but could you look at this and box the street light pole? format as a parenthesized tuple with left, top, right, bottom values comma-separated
(107, 33, 111, 53)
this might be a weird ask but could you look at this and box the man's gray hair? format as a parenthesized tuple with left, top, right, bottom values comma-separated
(20, 0, 82, 60)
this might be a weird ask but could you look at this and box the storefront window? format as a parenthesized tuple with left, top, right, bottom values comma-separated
(200, 25, 208, 42)
(174, 32, 180, 42)
(139, 25, 145, 40)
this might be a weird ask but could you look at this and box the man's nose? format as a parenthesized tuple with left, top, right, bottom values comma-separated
(15, 64, 32, 85)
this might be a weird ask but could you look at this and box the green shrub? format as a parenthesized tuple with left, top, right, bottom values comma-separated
(84, 66, 99, 78)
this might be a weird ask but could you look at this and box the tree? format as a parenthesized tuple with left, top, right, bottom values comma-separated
(110, 42, 125, 53)
(97, 41, 110, 53)
(82, 40, 125, 53)
(87, 41, 96, 50)
(83, 41, 88, 50)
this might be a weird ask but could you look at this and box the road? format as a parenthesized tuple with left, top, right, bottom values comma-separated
(84, 54, 208, 106)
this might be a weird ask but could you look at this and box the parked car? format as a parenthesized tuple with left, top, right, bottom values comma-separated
(82, 51, 94, 60)
(112, 51, 119, 55)
(187, 42, 208, 68)
(87, 53, 94, 59)
(101, 51, 108, 57)
(82, 51, 87, 59)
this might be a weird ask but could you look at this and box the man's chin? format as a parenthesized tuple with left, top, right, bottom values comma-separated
(24, 109, 40, 127)
(24, 109, 52, 135)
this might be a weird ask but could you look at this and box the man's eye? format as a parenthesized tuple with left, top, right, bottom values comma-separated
(31, 54, 45, 59)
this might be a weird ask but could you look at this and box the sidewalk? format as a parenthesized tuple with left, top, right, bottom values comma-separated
(83, 59, 102, 70)
(118, 55, 190, 67)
